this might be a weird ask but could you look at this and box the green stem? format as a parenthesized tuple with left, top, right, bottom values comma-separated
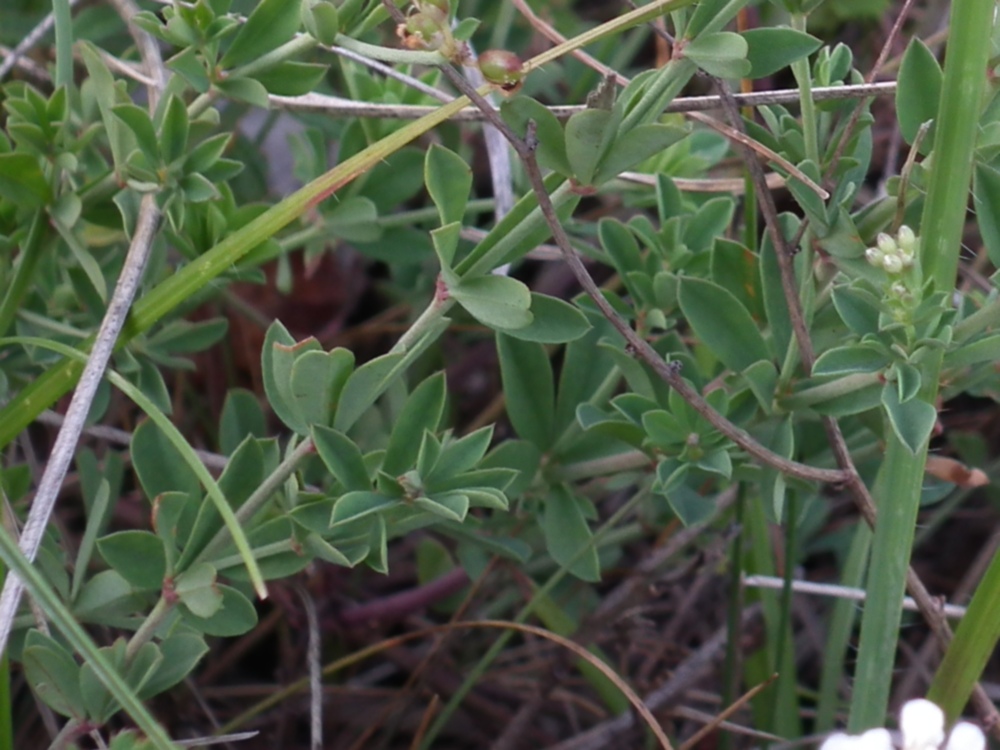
(790, 14, 819, 166)
(848, 433, 928, 730)
(124, 595, 174, 664)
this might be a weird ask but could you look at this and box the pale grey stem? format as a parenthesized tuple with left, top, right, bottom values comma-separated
(0, 0, 84, 80)
(0, 195, 161, 656)
(742, 574, 968, 619)
(296, 585, 323, 750)
(270, 82, 897, 121)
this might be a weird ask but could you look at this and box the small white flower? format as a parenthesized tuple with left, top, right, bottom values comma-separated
(819, 700, 984, 750)
(944, 722, 985, 750)
(900, 698, 945, 750)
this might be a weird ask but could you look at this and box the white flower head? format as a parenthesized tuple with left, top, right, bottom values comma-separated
(866, 246, 885, 267)
(900, 699, 945, 750)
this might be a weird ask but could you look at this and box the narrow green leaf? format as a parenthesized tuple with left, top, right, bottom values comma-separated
(333, 351, 405, 432)
(678, 277, 770, 371)
(221, 0, 302, 68)
(564, 109, 611, 185)
(542, 485, 600, 582)
(497, 334, 555, 450)
(896, 38, 941, 152)
(880, 385, 936, 454)
(594, 122, 688, 184)
(742, 27, 821, 79)
(813, 345, 889, 376)
(682, 32, 750, 78)
(972, 163, 1000, 268)
(23, 631, 84, 718)
(382, 372, 447, 476)
(252, 61, 328, 96)
(426, 144, 472, 226)
(0, 153, 51, 207)
(313, 425, 371, 491)
(159, 94, 189, 165)
(112, 104, 159, 162)
(501, 95, 571, 176)
(500, 293, 590, 344)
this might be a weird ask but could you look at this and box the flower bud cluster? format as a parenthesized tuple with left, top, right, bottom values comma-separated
(395, 1, 524, 93)
(397, 0, 452, 52)
(865, 225, 917, 275)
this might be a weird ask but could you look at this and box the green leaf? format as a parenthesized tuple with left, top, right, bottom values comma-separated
(500, 293, 591, 344)
(175, 562, 223, 619)
(973, 163, 1000, 268)
(564, 109, 611, 185)
(0, 153, 51, 207)
(301, 0, 340, 45)
(813, 345, 889, 376)
(497, 334, 555, 450)
(426, 144, 472, 226)
(416, 492, 469, 521)
(383, 372, 447, 476)
(330, 491, 398, 527)
(501, 95, 571, 176)
(252, 61, 328, 96)
(432, 222, 462, 269)
(682, 32, 750, 79)
(23, 630, 84, 718)
(219, 388, 267, 455)
(221, 0, 302, 68)
(215, 76, 271, 108)
(678, 277, 770, 371)
(72, 570, 143, 624)
(896, 38, 941, 153)
(451, 274, 533, 331)
(542, 485, 600, 582)
(290, 348, 353, 429)
(261, 321, 322, 435)
(894, 362, 922, 403)
(132, 419, 202, 499)
(97, 531, 166, 591)
(313, 425, 371, 491)
(881, 385, 936, 454)
(181, 584, 258, 637)
(742, 28, 821, 79)
(333, 351, 405, 432)
(159, 94, 189, 165)
(946, 332, 1000, 368)
(113, 104, 159, 162)
(831, 284, 881, 337)
(594, 123, 688, 184)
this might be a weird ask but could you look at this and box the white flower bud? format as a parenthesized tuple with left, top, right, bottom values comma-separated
(866, 247, 884, 267)
(882, 253, 903, 274)
(877, 232, 897, 255)
(900, 699, 945, 750)
(891, 281, 908, 297)
(897, 225, 916, 252)
(899, 248, 914, 267)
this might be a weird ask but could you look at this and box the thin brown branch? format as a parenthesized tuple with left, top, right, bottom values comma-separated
(441, 67, 847, 486)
